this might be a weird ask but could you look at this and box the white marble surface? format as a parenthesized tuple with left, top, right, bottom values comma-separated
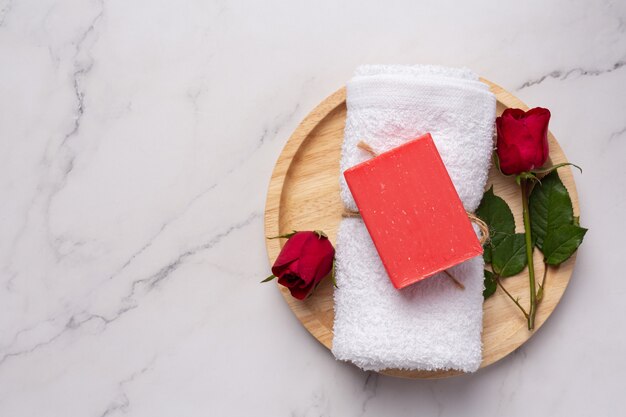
(0, 0, 625, 416)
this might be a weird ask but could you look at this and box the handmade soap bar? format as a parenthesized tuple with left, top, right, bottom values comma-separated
(343, 133, 483, 289)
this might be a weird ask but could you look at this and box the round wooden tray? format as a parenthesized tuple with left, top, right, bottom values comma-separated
(264, 79, 579, 379)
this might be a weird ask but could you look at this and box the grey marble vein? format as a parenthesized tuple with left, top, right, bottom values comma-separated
(608, 125, 626, 142)
(517, 59, 626, 90)
(427, 384, 444, 417)
(104, 183, 219, 283)
(0, 211, 258, 368)
(127, 211, 260, 298)
(99, 361, 155, 417)
(0, 305, 136, 367)
(258, 103, 301, 146)
(41, 1, 104, 262)
(359, 373, 379, 416)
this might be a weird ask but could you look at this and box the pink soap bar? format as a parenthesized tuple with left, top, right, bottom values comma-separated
(344, 133, 483, 289)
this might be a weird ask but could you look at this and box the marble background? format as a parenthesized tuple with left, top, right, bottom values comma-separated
(1, 0, 625, 416)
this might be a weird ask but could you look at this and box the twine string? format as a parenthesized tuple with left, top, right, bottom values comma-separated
(342, 209, 489, 246)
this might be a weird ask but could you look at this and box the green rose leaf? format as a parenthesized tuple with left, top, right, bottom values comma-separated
(483, 245, 493, 264)
(492, 233, 527, 277)
(483, 242, 493, 264)
(542, 224, 587, 265)
(528, 171, 573, 250)
(476, 186, 516, 263)
(483, 269, 497, 299)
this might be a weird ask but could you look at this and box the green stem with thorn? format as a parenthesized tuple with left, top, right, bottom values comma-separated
(521, 177, 537, 330)
(496, 276, 529, 319)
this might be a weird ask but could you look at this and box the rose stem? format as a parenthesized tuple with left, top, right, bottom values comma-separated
(537, 260, 551, 305)
(496, 276, 529, 319)
(541, 261, 549, 289)
(443, 270, 465, 290)
(521, 178, 537, 330)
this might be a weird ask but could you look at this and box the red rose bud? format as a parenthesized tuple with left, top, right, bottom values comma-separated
(271, 231, 335, 300)
(496, 107, 551, 175)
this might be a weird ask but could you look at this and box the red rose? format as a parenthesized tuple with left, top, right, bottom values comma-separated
(496, 107, 551, 175)
(271, 231, 335, 300)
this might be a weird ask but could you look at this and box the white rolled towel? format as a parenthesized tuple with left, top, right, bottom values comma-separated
(332, 65, 496, 372)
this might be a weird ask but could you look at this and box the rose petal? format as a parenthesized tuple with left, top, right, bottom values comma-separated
(496, 107, 551, 175)
(271, 232, 312, 274)
(296, 234, 335, 284)
(278, 274, 311, 300)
